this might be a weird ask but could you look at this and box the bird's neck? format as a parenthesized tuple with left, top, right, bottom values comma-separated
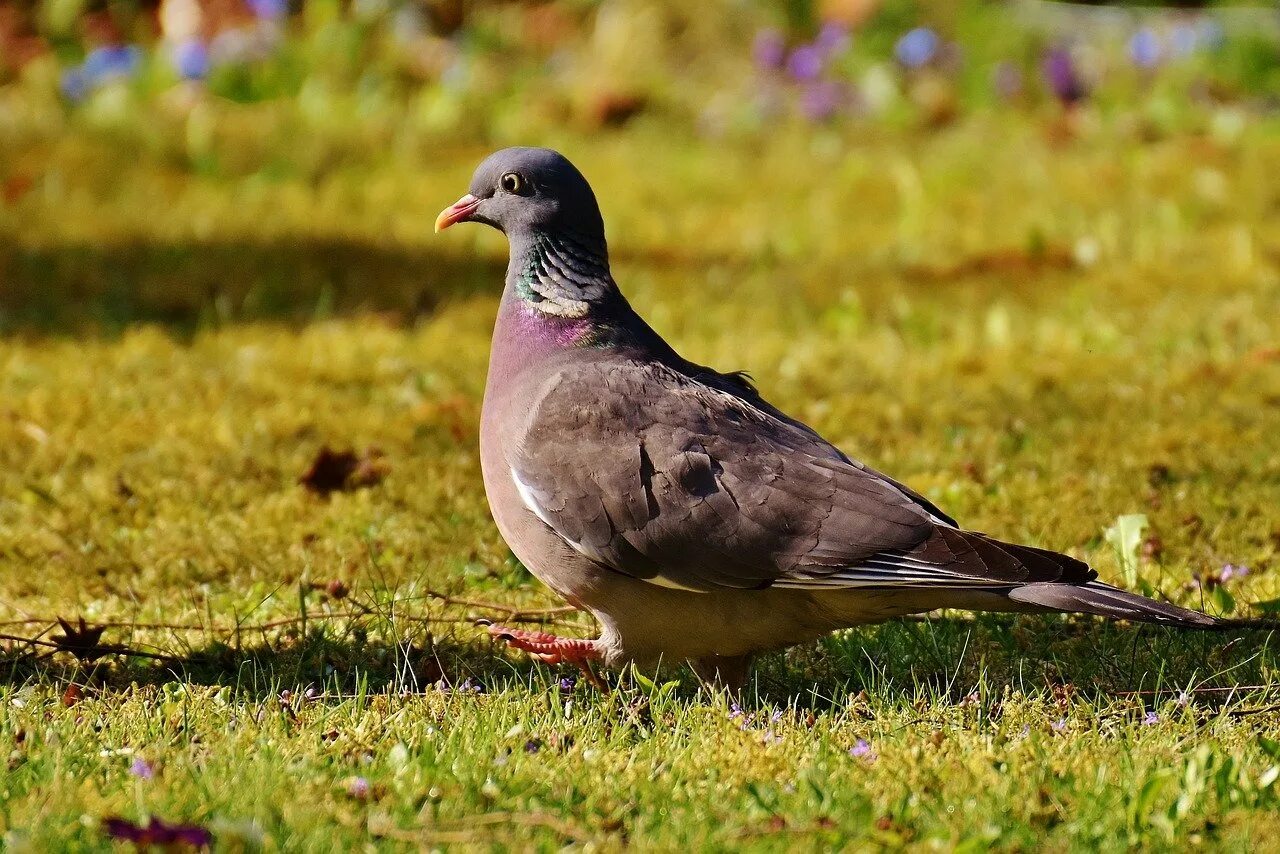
(488, 229, 685, 386)
(505, 229, 617, 320)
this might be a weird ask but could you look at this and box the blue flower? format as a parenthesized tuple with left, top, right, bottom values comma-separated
(60, 68, 88, 102)
(895, 27, 939, 69)
(246, 0, 288, 21)
(1142, 711, 1159, 726)
(753, 28, 786, 72)
(786, 45, 823, 82)
(171, 39, 210, 81)
(1197, 20, 1225, 51)
(82, 45, 142, 86)
(1128, 28, 1163, 69)
(1169, 24, 1199, 59)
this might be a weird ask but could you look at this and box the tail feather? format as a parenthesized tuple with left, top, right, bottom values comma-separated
(1008, 581, 1219, 628)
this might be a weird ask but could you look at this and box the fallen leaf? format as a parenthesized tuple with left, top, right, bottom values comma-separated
(299, 446, 389, 496)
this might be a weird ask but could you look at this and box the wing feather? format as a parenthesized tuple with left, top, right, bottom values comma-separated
(510, 355, 1091, 593)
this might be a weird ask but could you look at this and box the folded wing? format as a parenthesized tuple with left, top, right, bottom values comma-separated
(510, 357, 1093, 593)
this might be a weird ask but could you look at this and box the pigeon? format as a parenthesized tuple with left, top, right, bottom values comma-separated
(436, 146, 1222, 689)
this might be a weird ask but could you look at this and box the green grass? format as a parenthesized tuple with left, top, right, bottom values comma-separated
(2, 114, 1280, 849)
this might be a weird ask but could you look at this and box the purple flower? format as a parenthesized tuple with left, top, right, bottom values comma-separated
(728, 703, 744, 720)
(753, 28, 786, 72)
(786, 45, 823, 82)
(82, 45, 142, 85)
(1041, 47, 1087, 106)
(346, 776, 371, 799)
(813, 23, 851, 58)
(763, 729, 783, 745)
(129, 757, 155, 779)
(849, 738, 877, 761)
(770, 710, 784, 723)
(457, 677, 484, 694)
(1143, 711, 1159, 726)
(1220, 564, 1250, 583)
(800, 80, 844, 122)
(1051, 718, 1067, 733)
(558, 675, 577, 693)
(103, 817, 211, 848)
(246, 0, 288, 21)
(171, 39, 210, 81)
(993, 61, 1023, 101)
(523, 738, 544, 754)
(1128, 28, 1163, 69)
(895, 27, 939, 69)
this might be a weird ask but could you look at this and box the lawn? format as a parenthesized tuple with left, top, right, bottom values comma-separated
(3, 101, 1280, 851)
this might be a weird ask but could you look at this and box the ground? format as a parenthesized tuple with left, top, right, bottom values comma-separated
(2, 117, 1280, 849)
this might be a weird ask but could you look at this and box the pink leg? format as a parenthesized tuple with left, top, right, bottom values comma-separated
(486, 624, 608, 690)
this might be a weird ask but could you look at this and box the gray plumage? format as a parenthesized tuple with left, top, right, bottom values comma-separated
(437, 147, 1222, 687)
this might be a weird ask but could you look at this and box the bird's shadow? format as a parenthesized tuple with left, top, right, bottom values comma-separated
(4, 614, 1275, 712)
(754, 614, 1279, 711)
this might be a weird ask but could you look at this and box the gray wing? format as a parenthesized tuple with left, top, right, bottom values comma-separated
(510, 357, 1091, 593)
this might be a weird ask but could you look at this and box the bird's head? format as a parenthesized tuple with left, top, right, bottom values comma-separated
(435, 147, 604, 244)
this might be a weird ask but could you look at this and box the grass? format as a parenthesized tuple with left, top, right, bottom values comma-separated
(2, 112, 1280, 848)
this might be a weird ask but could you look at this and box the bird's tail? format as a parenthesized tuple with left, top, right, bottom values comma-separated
(1007, 581, 1280, 630)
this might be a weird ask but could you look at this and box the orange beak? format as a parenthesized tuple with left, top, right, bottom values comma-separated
(434, 193, 481, 232)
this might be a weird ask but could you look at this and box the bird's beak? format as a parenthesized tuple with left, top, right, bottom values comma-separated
(434, 193, 481, 232)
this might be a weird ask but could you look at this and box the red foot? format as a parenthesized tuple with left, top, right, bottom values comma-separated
(486, 624, 607, 690)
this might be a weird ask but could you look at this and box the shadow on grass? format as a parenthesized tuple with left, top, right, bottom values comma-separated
(755, 614, 1280, 709)
(4, 614, 1276, 710)
(0, 236, 507, 334)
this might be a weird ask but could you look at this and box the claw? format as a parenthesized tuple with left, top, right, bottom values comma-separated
(486, 624, 608, 690)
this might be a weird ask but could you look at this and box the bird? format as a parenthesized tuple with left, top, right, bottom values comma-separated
(436, 146, 1225, 690)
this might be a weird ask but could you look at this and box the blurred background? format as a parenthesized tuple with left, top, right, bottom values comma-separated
(2, 0, 1279, 330)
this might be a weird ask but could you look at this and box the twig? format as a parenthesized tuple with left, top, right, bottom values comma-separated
(1113, 686, 1277, 697)
(0, 632, 180, 662)
(424, 589, 579, 620)
(0, 610, 580, 635)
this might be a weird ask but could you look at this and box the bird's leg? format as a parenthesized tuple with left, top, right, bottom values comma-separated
(485, 624, 608, 690)
(690, 654, 753, 695)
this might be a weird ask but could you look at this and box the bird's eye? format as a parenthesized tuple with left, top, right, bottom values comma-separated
(500, 172, 528, 194)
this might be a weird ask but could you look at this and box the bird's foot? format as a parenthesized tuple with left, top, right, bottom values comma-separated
(485, 624, 608, 690)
